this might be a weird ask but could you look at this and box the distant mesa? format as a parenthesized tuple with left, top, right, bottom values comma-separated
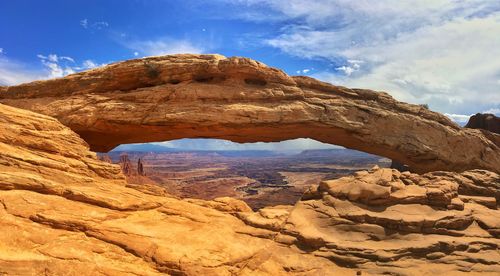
(465, 113, 500, 134)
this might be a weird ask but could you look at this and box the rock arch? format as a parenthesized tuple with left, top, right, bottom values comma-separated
(1, 54, 499, 173)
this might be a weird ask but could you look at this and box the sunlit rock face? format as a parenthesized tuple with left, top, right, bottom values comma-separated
(0, 103, 350, 275)
(1, 54, 499, 173)
(1, 102, 499, 275)
(284, 167, 500, 274)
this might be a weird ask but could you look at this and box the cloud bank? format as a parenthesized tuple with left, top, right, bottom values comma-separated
(228, 0, 500, 117)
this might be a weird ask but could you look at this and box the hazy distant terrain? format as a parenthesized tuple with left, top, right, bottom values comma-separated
(105, 148, 390, 209)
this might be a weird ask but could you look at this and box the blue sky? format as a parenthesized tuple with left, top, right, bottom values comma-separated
(1, 1, 500, 150)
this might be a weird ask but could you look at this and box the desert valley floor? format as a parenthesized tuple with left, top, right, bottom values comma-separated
(104, 149, 391, 210)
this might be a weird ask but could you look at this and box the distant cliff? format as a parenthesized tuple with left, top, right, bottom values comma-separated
(465, 113, 500, 134)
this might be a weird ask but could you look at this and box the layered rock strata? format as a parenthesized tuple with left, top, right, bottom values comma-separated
(0, 103, 350, 275)
(1, 102, 499, 275)
(281, 167, 500, 274)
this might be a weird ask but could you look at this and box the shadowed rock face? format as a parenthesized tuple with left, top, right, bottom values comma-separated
(465, 113, 500, 134)
(1, 54, 499, 173)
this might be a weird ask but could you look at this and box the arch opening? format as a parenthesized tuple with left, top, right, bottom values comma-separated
(98, 138, 391, 210)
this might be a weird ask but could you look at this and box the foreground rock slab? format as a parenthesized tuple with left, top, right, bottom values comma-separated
(1, 54, 499, 173)
(286, 167, 500, 275)
(0, 103, 352, 275)
(1, 103, 499, 275)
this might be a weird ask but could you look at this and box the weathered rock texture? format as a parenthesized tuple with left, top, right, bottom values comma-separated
(0, 103, 350, 275)
(1, 54, 499, 173)
(466, 113, 500, 134)
(119, 153, 133, 176)
(1, 102, 499, 275)
(288, 167, 500, 274)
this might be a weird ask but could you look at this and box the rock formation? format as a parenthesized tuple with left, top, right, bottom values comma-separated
(2, 99, 500, 274)
(98, 153, 113, 163)
(390, 159, 410, 172)
(1, 54, 499, 173)
(1, 54, 500, 275)
(138, 158, 145, 176)
(465, 113, 500, 134)
(0, 103, 350, 275)
(281, 167, 500, 274)
(119, 153, 133, 176)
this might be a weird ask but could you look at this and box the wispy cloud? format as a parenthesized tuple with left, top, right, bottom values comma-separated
(445, 108, 500, 124)
(296, 68, 313, 74)
(37, 54, 76, 78)
(124, 37, 205, 56)
(80, 19, 88, 29)
(80, 18, 109, 30)
(0, 51, 106, 85)
(444, 113, 472, 124)
(227, 0, 500, 115)
(0, 56, 43, 86)
(335, 60, 363, 76)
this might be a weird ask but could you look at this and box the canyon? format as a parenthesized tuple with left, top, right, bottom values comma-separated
(0, 54, 499, 275)
(106, 149, 390, 210)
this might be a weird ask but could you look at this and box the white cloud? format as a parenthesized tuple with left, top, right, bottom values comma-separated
(0, 53, 105, 85)
(445, 107, 499, 124)
(80, 19, 109, 30)
(232, 0, 500, 115)
(0, 56, 44, 85)
(335, 59, 362, 76)
(37, 54, 77, 78)
(296, 68, 312, 74)
(444, 113, 471, 124)
(0, 48, 3, 54)
(133, 51, 139, 57)
(126, 38, 204, 56)
(482, 108, 500, 115)
(93, 21, 109, 29)
(80, 19, 88, 29)
(82, 60, 98, 69)
(60, 56, 75, 63)
(36, 54, 106, 77)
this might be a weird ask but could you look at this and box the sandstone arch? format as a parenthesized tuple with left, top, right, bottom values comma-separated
(1, 54, 499, 173)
